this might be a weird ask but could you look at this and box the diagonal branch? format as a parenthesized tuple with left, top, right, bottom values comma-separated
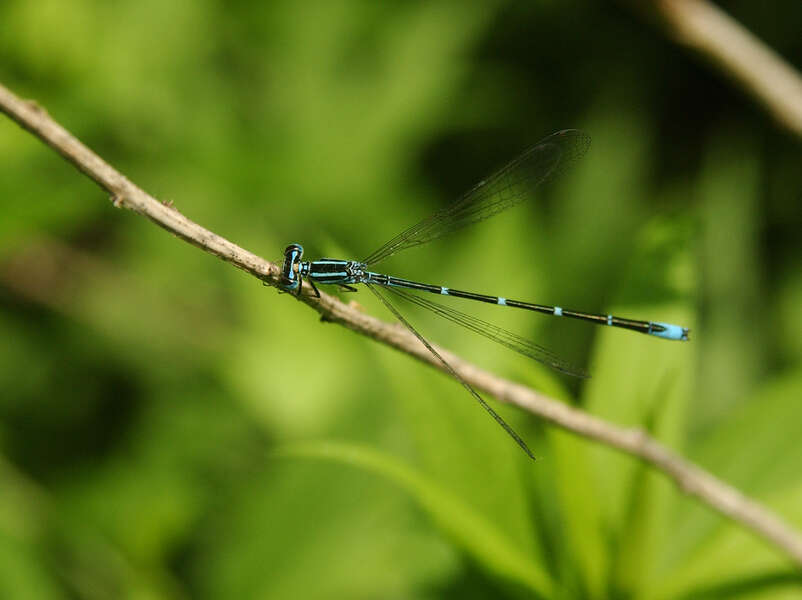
(2, 81, 802, 566)
(635, 0, 802, 138)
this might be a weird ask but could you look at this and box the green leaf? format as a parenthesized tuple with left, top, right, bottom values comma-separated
(653, 372, 802, 598)
(276, 440, 554, 596)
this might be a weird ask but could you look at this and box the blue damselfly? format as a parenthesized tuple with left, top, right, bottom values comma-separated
(280, 130, 689, 459)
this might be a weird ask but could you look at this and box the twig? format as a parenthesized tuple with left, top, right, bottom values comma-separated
(2, 80, 802, 566)
(642, 0, 802, 138)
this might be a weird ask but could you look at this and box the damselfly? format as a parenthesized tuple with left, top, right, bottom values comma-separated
(280, 130, 689, 459)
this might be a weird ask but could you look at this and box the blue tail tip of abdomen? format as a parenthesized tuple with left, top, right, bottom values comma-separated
(649, 322, 690, 341)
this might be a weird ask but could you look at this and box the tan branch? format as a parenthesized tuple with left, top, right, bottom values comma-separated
(645, 0, 802, 137)
(2, 81, 802, 566)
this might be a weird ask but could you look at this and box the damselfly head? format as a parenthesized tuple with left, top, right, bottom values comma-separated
(280, 243, 305, 290)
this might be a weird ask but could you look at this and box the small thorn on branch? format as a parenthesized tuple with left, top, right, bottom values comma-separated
(25, 99, 46, 115)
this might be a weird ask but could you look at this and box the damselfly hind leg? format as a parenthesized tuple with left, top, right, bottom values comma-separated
(308, 279, 321, 298)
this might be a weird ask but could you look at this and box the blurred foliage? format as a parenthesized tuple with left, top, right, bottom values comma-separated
(1, 0, 802, 598)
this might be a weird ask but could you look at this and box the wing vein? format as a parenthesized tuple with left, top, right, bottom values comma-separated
(365, 283, 537, 460)
(363, 130, 590, 266)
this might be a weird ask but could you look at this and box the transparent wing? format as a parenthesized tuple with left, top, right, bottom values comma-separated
(365, 283, 536, 460)
(362, 129, 590, 266)
(383, 285, 589, 378)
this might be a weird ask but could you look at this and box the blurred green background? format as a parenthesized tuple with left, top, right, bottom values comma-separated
(2, 1, 802, 598)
